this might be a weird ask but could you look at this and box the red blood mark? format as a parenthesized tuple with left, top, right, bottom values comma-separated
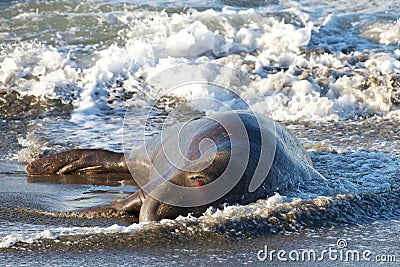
(196, 179, 204, 186)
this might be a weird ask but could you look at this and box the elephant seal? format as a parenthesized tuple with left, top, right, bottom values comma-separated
(26, 111, 324, 222)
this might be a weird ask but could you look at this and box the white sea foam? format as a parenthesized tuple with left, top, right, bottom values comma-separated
(1, 7, 399, 129)
(0, 223, 144, 249)
(361, 19, 400, 46)
(66, 14, 398, 123)
(0, 43, 79, 101)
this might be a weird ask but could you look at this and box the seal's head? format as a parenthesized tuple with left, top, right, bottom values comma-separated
(135, 111, 273, 222)
(138, 151, 231, 222)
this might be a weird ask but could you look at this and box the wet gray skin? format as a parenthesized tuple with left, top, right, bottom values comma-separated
(26, 111, 325, 222)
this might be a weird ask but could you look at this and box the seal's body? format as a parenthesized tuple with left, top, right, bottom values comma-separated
(26, 111, 323, 222)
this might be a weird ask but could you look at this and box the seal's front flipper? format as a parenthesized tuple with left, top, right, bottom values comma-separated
(57, 160, 102, 175)
(26, 149, 129, 175)
(64, 205, 127, 218)
(65, 189, 147, 218)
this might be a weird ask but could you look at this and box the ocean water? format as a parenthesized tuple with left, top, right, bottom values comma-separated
(0, 0, 399, 265)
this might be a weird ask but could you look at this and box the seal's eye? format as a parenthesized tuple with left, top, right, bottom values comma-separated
(187, 174, 207, 186)
(188, 175, 205, 180)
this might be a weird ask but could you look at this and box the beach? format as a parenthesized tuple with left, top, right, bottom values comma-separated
(0, 0, 399, 265)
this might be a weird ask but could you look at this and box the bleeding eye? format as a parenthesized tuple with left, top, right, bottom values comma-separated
(188, 175, 206, 186)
